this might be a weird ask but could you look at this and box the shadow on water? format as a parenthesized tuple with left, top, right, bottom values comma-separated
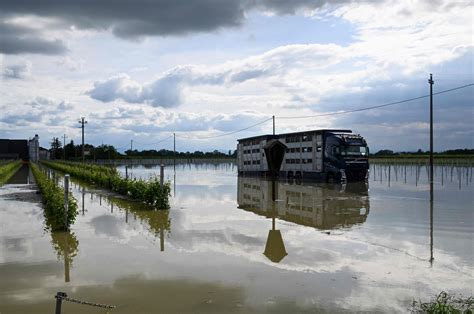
(237, 176, 370, 263)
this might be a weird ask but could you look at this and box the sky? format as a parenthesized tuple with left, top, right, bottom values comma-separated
(0, 0, 472, 153)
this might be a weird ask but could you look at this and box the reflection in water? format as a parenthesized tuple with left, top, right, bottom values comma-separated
(430, 171, 434, 266)
(100, 195, 171, 251)
(50, 231, 78, 282)
(371, 163, 472, 190)
(263, 216, 287, 263)
(82, 186, 85, 215)
(6, 164, 30, 184)
(238, 176, 370, 231)
(238, 176, 370, 263)
(47, 167, 172, 251)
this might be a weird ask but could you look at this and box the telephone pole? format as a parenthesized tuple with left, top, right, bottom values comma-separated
(78, 117, 87, 163)
(428, 74, 434, 183)
(428, 73, 435, 265)
(63, 134, 67, 160)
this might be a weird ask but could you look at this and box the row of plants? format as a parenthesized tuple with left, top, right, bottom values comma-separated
(53, 160, 119, 176)
(30, 163, 78, 231)
(0, 160, 22, 185)
(369, 158, 474, 166)
(41, 161, 171, 209)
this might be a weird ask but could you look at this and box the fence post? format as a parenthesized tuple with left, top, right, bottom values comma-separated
(125, 166, 128, 180)
(55, 292, 67, 314)
(160, 164, 164, 187)
(64, 175, 70, 230)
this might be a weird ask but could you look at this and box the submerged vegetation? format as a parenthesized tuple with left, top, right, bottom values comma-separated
(410, 291, 474, 313)
(41, 160, 171, 209)
(0, 160, 22, 185)
(30, 163, 78, 231)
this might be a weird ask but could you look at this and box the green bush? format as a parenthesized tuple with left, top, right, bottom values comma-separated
(41, 161, 171, 209)
(31, 163, 78, 231)
(411, 291, 474, 313)
(0, 160, 22, 185)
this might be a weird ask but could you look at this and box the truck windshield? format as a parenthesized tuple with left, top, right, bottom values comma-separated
(341, 146, 367, 156)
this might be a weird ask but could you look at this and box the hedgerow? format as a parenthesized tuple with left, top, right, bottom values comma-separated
(31, 163, 78, 231)
(41, 161, 171, 209)
(0, 160, 22, 185)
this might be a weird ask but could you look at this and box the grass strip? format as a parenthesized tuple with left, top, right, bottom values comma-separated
(41, 161, 171, 209)
(0, 160, 22, 185)
(31, 163, 78, 231)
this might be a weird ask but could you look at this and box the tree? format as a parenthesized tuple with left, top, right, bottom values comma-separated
(50, 137, 62, 159)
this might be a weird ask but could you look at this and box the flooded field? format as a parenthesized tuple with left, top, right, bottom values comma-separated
(1, 162, 472, 313)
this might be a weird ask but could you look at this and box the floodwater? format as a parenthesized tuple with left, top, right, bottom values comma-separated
(0, 162, 472, 313)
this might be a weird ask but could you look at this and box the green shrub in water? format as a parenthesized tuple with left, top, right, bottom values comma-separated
(411, 291, 474, 313)
(41, 161, 171, 209)
(31, 163, 78, 231)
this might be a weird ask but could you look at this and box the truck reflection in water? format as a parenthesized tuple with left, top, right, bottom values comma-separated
(237, 176, 370, 263)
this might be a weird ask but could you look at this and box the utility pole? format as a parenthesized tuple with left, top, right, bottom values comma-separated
(272, 115, 275, 135)
(78, 117, 87, 163)
(428, 73, 435, 265)
(63, 134, 67, 160)
(428, 74, 434, 183)
(129, 139, 133, 168)
(173, 133, 176, 172)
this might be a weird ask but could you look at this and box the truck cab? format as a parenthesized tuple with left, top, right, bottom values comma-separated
(324, 132, 369, 182)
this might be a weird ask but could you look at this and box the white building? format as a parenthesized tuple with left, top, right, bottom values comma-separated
(28, 134, 40, 162)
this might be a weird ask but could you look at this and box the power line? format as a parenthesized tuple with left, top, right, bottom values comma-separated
(175, 117, 273, 140)
(73, 82, 473, 147)
(277, 83, 474, 120)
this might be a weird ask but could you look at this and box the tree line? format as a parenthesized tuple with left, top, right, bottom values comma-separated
(49, 138, 237, 160)
(372, 148, 474, 156)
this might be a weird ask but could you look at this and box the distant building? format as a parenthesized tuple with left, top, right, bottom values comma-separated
(0, 134, 42, 161)
(28, 134, 40, 161)
(0, 139, 28, 160)
(39, 147, 50, 160)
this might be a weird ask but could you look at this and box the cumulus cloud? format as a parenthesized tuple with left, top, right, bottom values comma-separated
(90, 107, 267, 135)
(2, 61, 31, 79)
(87, 44, 344, 107)
(0, 22, 67, 55)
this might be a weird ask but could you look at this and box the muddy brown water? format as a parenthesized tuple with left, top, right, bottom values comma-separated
(0, 162, 472, 313)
